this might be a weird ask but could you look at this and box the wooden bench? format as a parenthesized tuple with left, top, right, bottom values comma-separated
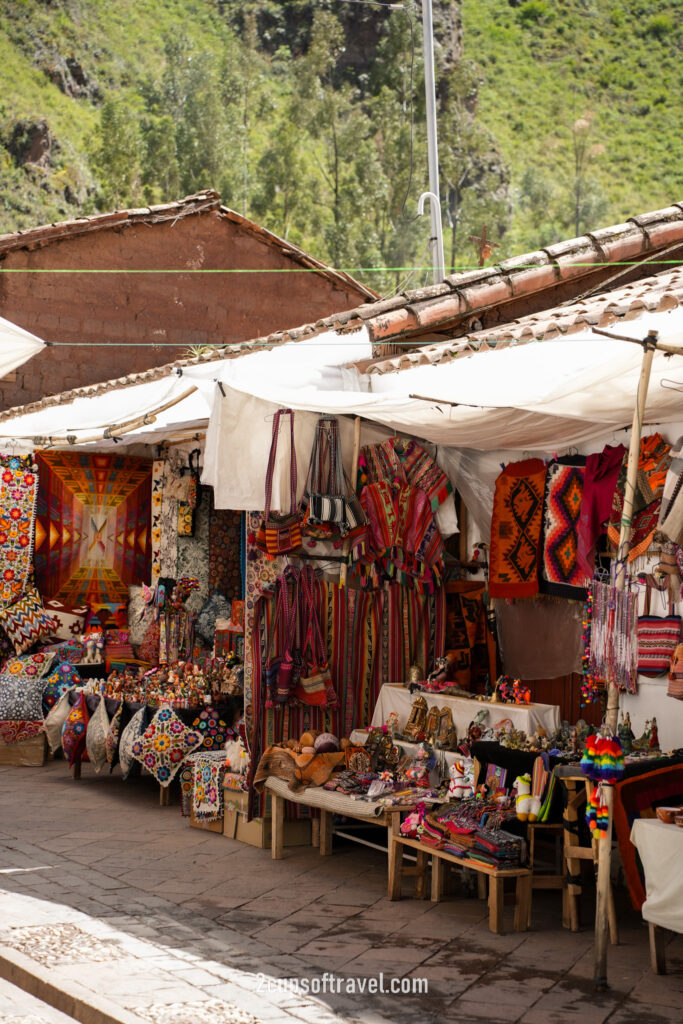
(266, 778, 412, 860)
(388, 832, 532, 934)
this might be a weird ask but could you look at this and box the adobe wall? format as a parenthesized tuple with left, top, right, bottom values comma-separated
(0, 211, 368, 411)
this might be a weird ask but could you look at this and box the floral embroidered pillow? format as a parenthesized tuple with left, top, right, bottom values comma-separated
(119, 706, 149, 781)
(1, 650, 55, 682)
(0, 586, 59, 654)
(42, 662, 82, 715)
(131, 706, 203, 787)
(61, 692, 90, 768)
(191, 706, 230, 750)
(44, 688, 77, 753)
(0, 720, 44, 745)
(105, 704, 123, 766)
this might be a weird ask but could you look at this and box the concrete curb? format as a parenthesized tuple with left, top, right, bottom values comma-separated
(0, 943, 146, 1024)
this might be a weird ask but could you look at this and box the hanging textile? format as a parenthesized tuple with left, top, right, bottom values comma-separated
(489, 458, 547, 599)
(208, 493, 243, 600)
(607, 434, 671, 561)
(444, 581, 490, 689)
(657, 436, 683, 544)
(150, 459, 164, 585)
(34, 452, 151, 606)
(589, 577, 639, 693)
(176, 486, 210, 613)
(540, 455, 588, 599)
(357, 438, 452, 511)
(0, 454, 39, 608)
(576, 443, 626, 578)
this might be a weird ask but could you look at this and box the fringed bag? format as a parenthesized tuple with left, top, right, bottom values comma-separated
(256, 410, 302, 556)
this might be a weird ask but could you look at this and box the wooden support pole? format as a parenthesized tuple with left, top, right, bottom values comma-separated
(340, 416, 362, 588)
(594, 331, 658, 990)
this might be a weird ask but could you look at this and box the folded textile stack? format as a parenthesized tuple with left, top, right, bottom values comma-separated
(468, 828, 524, 868)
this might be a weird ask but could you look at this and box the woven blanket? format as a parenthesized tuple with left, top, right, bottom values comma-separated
(607, 434, 671, 561)
(540, 456, 588, 598)
(0, 454, 39, 608)
(489, 459, 547, 598)
(576, 443, 626, 577)
(34, 452, 152, 606)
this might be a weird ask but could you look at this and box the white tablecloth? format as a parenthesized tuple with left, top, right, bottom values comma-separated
(630, 818, 683, 933)
(370, 683, 560, 743)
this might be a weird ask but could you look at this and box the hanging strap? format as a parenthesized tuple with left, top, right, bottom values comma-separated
(264, 409, 297, 519)
(299, 565, 327, 666)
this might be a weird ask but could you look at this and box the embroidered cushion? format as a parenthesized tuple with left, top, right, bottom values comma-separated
(191, 706, 230, 750)
(128, 585, 155, 647)
(105, 704, 123, 766)
(42, 640, 85, 665)
(44, 687, 77, 753)
(85, 696, 110, 774)
(0, 720, 43, 744)
(44, 599, 89, 642)
(131, 706, 203, 787)
(119, 706, 149, 781)
(0, 586, 59, 654)
(0, 673, 46, 721)
(1, 650, 55, 681)
(61, 692, 90, 767)
(42, 662, 83, 714)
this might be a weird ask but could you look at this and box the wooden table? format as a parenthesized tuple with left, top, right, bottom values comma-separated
(388, 832, 532, 934)
(631, 817, 683, 974)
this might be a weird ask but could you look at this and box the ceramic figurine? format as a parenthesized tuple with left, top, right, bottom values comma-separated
(448, 755, 474, 799)
(618, 712, 634, 756)
(649, 717, 660, 750)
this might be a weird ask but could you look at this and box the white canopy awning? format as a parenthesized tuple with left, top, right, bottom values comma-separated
(0, 314, 46, 378)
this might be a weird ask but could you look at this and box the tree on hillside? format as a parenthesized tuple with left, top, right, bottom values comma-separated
(92, 100, 143, 208)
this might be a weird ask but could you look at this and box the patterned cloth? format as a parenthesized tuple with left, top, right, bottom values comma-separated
(176, 487, 210, 614)
(0, 720, 43, 744)
(105, 704, 122, 766)
(607, 434, 671, 560)
(119, 706, 149, 781)
(34, 451, 152, 606)
(0, 454, 39, 608)
(208, 496, 243, 600)
(357, 438, 452, 512)
(43, 599, 88, 642)
(180, 750, 228, 821)
(540, 456, 588, 599)
(151, 460, 164, 585)
(489, 458, 547, 599)
(130, 705, 204, 787)
(576, 443, 626, 577)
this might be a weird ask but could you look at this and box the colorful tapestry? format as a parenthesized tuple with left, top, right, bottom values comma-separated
(192, 750, 228, 821)
(540, 456, 588, 599)
(208, 493, 243, 600)
(0, 720, 43, 744)
(444, 581, 489, 690)
(34, 452, 152, 607)
(0, 454, 39, 608)
(489, 458, 547, 599)
(158, 461, 178, 581)
(607, 434, 671, 561)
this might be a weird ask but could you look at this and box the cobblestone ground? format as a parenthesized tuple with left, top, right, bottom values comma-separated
(1, 760, 682, 1024)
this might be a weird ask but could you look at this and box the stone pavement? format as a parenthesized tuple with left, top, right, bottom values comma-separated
(1, 760, 682, 1024)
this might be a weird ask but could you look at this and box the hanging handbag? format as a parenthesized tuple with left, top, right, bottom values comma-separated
(301, 418, 344, 540)
(275, 570, 300, 704)
(295, 566, 339, 708)
(636, 582, 681, 678)
(256, 409, 302, 556)
(668, 642, 683, 699)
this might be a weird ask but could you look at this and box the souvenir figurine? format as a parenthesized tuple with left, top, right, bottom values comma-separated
(448, 755, 474, 799)
(514, 773, 532, 820)
(649, 716, 660, 750)
(618, 712, 634, 756)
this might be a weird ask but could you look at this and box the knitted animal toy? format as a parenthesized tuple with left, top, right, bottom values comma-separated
(448, 755, 474, 799)
(224, 738, 248, 774)
(514, 773, 533, 820)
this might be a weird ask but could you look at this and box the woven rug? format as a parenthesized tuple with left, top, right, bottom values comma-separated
(489, 459, 547, 598)
(0, 454, 39, 608)
(607, 434, 671, 560)
(34, 452, 152, 606)
(540, 456, 587, 598)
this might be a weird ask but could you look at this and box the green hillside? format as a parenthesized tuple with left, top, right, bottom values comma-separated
(0, 0, 681, 292)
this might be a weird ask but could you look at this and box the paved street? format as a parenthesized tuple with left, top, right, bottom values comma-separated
(0, 759, 682, 1024)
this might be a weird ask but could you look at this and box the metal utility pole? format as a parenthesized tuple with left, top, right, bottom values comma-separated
(419, 0, 446, 283)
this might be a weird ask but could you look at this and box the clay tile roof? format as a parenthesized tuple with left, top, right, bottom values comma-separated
(0, 189, 376, 302)
(362, 264, 683, 375)
(354, 201, 683, 349)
